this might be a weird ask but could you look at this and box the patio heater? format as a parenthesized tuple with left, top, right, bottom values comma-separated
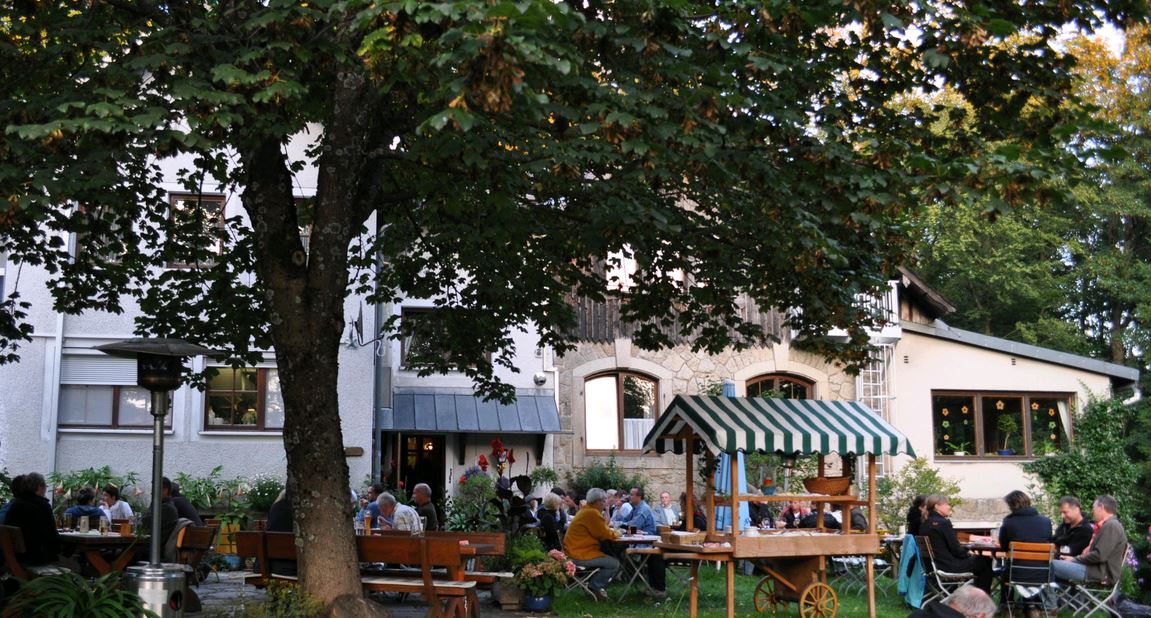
(97, 337, 218, 618)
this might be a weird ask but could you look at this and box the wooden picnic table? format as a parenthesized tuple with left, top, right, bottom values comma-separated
(58, 531, 145, 575)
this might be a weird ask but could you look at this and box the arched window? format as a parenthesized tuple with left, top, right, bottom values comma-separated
(585, 371, 659, 451)
(746, 374, 812, 399)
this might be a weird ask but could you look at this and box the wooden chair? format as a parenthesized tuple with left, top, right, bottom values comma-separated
(175, 525, 218, 586)
(1004, 541, 1055, 617)
(0, 525, 69, 581)
(357, 534, 477, 618)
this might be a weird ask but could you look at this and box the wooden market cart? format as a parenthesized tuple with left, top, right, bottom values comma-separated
(642, 395, 917, 618)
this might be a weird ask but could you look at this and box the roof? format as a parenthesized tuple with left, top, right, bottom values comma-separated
(383, 388, 564, 434)
(901, 320, 1140, 384)
(897, 266, 957, 320)
(642, 395, 916, 457)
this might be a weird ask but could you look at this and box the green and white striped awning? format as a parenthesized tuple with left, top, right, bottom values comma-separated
(642, 395, 916, 457)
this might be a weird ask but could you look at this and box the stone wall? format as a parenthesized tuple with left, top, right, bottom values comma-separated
(550, 338, 855, 498)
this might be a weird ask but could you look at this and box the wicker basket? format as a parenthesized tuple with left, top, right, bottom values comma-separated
(803, 475, 852, 495)
(662, 530, 706, 545)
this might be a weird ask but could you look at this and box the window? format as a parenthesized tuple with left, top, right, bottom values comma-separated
(932, 391, 1072, 458)
(59, 385, 171, 428)
(167, 193, 226, 268)
(57, 354, 171, 429)
(585, 371, 658, 451)
(72, 204, 124, 262)
(204, 367, 284, 431)
(746, 374, 812, 399)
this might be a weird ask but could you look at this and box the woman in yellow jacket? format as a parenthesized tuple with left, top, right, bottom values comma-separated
(563, 487, 620, 600)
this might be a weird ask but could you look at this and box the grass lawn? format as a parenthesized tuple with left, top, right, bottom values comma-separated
(550, 563, 913, 617)
(549, 564, 1080, 617)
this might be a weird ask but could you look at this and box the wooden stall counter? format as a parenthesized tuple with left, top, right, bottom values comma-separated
(733, 530, 880, 559)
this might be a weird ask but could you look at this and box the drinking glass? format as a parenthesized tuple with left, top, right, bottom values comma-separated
(415, 516, 426, 537)
(62, 513, 74, 531)
(99, 516, 110, 535)
(354, 518, 364, 536)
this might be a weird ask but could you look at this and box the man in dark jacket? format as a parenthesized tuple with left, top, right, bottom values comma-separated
(1053, 495, 1127, 584)
(908, 585, 997, 618)
(1053, 496, 1093, 558)
(3, 473, 61, 566)
(162, 477, 203, 526)
(999, 490, 1053, 550)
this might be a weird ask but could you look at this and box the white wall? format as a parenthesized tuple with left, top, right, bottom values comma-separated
(891, 329, 1115, 501)
(0, 131, 376, 494)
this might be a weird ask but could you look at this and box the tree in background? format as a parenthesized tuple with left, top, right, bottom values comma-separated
(875, 457, 962, 532)
(2, 1, 1143, 611)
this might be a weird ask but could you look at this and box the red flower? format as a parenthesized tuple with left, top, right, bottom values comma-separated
(507, 449, 516, 465)
(490, 438, 505, 457)
(478, 454, 489, 471)
(398, 480, 404, 488)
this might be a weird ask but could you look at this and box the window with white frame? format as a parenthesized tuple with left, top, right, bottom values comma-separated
(204, 367, 284, 431)
(746, 373, 812, 399)
(166, 193, 226, 268)
(585, 371, 658, 451)
(57, 355, 171, 429)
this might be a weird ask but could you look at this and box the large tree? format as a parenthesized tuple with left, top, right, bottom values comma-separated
(2, 1, 1144, 612)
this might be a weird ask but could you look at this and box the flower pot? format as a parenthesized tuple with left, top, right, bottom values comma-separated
(997, 449, 1015, 456)
(492, 579, 523, 610)
(523, 594, 553, 612)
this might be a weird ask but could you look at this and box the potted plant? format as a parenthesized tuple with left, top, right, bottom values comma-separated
(996, 415, 1019, 455)
(2, 571, 157, 617)
(515, 549, 576, 612)
(943, 440, 970, 456)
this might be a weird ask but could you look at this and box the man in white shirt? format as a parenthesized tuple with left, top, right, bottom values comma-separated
(653, 491, 681, 527)
(376, 492, 422, 533)
(100, 484, 134, 521)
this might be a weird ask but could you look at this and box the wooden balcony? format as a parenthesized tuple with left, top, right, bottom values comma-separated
(568, 295, 786, 345)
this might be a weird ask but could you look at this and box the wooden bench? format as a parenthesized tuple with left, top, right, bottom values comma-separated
(236, 531, 477, 617)
(424, 531, 510, 585)
(0, 525, 70, 581)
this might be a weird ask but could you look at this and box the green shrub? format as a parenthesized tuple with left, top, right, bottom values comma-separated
(247, 476, 284, 512)
(1024, 397, 1140, 534)
(444, 473, 500, 532)
(175, 466, 226, 511)
(3, 571, 157, 617)
(47, 466, 142, 515)
(528, 466, 559, 488)
(565, 456, 645, 500)
(876, 457, 962, 531)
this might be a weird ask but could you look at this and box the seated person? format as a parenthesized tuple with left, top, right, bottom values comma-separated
(907, 494, 927, 536)
(1053, 496, 1093, 558)
(799, 505, 841, 530)
(620, 487, 666, 599)
(411, 483, 439, 532)
(376, 492, 422, 533)
(358, 483, 383, 526)
(4, 473, 65, 567)
(99, 484, 134, 521)
(923, 495, 994, 593)
(781, 500, 810, 529)
(163, 478, 203, 526)
(140, 493, 181, 562)
(63, 487, 105, 525)
(676, 492, 707, 532)
(908, 584, 997, 618)
(266, 490, 296, 576)
(537, 492, 565, 552)
(998, 489, 1052, 589)
(831, 503, 868, 531)
(1052, 495, 1126, 584)
(652, 491, 681, 528)
(563, 487, 620, 601)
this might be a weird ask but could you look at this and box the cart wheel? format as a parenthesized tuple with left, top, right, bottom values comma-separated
(753, 576, 780, 614)
(799, 582, 838, 618)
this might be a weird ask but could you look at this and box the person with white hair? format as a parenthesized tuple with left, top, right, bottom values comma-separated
(376, 492, 422, 533)
(563, 487, 621, 600)
(908, 584, 997, 618)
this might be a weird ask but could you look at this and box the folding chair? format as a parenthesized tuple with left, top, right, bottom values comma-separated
(831, 556, 867, 596)
(565, 564, 602, 600)
(1003, 541, 1055, 618)
(1060, 545, 1127, 618)
(916, 535, 975, 605)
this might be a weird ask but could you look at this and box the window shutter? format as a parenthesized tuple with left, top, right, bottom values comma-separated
(60, 355, 137, 385)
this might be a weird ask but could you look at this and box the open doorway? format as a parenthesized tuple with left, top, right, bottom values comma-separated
(399, 434, 445, 503)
